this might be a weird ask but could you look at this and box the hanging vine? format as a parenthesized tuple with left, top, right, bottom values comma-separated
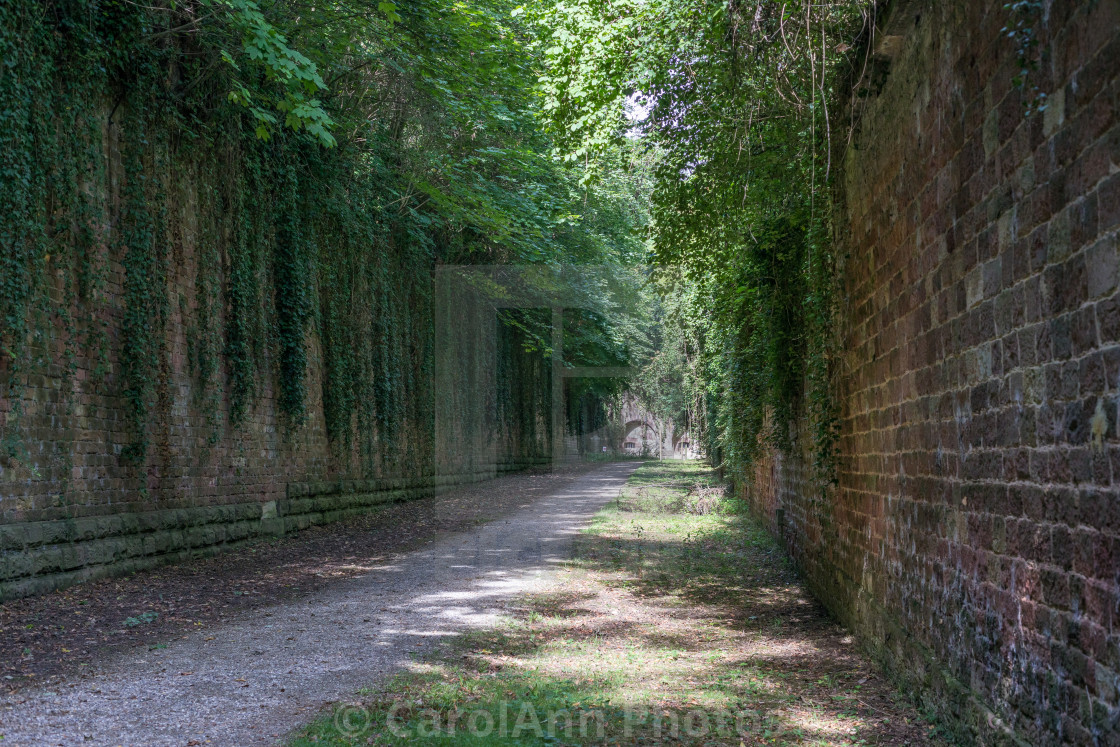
(0, 0, 51, 464)
(118, 111, 169, 465)
(1002, 0, 1048, 115)
(272, 158, 310, 424)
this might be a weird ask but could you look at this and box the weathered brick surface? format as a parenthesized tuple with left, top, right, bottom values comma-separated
(746, 2, 1120, 744)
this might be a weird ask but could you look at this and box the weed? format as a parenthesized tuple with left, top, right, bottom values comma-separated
(122, 611, 158, 627)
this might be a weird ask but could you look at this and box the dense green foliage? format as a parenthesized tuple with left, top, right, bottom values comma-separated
(534, 0, 871, 484)
(2, 0, 892, 489)
(0, 0, 652, 474)
(628, 276, 702, 450)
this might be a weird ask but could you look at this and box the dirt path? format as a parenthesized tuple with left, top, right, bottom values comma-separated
(0, 464, 604, 686)
(290, 461, 944, 746)
(0, 462, 640, 746)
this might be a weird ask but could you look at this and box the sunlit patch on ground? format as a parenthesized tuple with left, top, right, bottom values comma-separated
(0, 467, 598, 689)
(291, 460, 948, 746)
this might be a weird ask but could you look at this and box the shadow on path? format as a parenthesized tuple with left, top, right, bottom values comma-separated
(294, 461, 945, 746)
(0, 462, 640, 745)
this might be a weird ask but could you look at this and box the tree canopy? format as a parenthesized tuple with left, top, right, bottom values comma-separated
(531, 0, 872, 480)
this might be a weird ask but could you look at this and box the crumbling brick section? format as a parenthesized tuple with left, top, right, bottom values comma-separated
(748, 2, 1120, 744)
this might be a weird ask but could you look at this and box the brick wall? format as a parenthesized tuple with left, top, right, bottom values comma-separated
(747, 1, 1120, 743)
(0, 117, 553, 601)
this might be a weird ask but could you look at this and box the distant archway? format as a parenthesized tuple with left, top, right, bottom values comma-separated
(620, 419, 658, 452)
(672, 430, 694, 457)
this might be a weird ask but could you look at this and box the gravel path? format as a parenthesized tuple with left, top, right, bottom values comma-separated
(0, 462, 639, 746)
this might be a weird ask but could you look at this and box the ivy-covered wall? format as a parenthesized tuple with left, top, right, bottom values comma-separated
(742, 2, 1120, 744)
(0, 1, 554, 600)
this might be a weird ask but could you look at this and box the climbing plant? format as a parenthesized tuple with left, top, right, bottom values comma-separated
(118, 112, 169, 464)
(1002, 0, 1048, 115)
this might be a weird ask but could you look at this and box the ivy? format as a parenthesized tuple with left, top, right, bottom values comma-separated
(1002, 0, 1048, 115)
(0, 0, 50, 461)
(272, 159, 310, 424)
(118, 116, 168, 464)
(190, 173, 226, 446)
(226, 144, 261, 427)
